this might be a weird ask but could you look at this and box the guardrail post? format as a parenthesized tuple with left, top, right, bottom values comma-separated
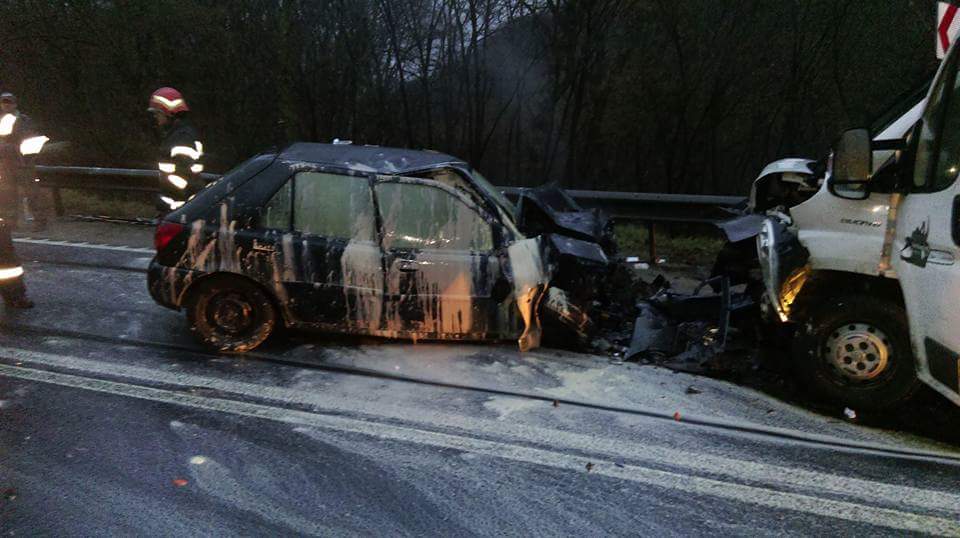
(647, 221, 657, 264)
(52, 187, 64, 217)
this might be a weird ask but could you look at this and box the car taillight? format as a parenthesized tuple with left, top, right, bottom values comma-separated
(155, 221, 185, 252)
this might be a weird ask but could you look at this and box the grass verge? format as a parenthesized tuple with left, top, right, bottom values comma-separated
(59, 189, 155, 219)
(615, 222, 724, 266)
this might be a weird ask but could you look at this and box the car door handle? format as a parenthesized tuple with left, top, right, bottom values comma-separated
(397, 261, 418, 272)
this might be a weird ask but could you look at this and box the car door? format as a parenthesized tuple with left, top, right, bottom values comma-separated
(259, 170, 384, 331)
(893, 46, 960, 405)
(374, 176, 502, 339)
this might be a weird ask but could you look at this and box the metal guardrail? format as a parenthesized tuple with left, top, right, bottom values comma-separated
(35, 165, 745, 222)
(34, 165, 745, 261)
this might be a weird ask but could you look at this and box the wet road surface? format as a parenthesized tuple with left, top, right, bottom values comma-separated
(2, 236, 960, 536)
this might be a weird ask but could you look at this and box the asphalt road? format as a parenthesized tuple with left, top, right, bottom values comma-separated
(2, 233, 960, 536)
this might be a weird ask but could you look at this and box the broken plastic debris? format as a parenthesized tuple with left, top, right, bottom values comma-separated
(843, 408, 857, 420)
(673, 411, 682, 422)
(685, 386, 702, 395)
(189, 456, 207, 465)
(172, 478, 189, 487)
(585, 462, 594, 472)
(552, 400, 559, 408)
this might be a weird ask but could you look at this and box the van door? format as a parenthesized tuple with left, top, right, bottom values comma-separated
(893, 45, 960, 405)
(374, 176, 502, 339)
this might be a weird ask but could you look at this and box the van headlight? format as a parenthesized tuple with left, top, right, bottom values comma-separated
(757, 218, 809, 322)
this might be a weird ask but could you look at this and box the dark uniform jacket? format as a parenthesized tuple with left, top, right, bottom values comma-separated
(0, 219, 19, 270)
(0, 112, 38, 218)
(157, 117, 204, 212)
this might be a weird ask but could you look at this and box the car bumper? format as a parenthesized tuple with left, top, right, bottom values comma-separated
(147, 259, 196, 311)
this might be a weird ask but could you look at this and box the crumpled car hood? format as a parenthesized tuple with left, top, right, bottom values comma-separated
(515, 184, 614, 252)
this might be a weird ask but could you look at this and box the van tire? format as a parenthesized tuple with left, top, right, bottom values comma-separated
(792, 295, 920, 410)
(186, 276, 277, 353)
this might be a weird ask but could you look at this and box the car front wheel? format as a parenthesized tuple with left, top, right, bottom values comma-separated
(186, 276, 277, 352)
(792, 295, 921, 410)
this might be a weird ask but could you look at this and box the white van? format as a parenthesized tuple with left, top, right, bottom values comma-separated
(759, 39, 960, 410)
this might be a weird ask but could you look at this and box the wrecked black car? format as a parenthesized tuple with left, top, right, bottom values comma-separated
(148, 143, 611, 352)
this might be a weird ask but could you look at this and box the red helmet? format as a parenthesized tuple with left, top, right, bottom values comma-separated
(147, 87, 189, 116)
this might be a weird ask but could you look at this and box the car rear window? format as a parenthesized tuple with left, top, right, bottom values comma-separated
(293, 172, 376, 241)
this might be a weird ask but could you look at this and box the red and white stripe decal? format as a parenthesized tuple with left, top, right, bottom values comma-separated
(938, 2, 960, 59)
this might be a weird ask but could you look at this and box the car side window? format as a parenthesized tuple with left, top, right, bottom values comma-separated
(261, 180, 292, 230)
(293, 172, 376, 242)
(376, 181, 494, 252)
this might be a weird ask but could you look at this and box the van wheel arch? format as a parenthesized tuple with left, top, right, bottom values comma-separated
(788, 270, 904, 321)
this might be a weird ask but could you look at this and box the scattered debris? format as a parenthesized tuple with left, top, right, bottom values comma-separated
(673, 411, 682, 422)
(585, 462, 594, 472)
(3, 488, 17, 501)
(172, 478, 189, 487)
(552, 400, 559, 408)
(189, 456, 207, 465)
(685, 386, 702, 395)
(844, 408, 858, 421)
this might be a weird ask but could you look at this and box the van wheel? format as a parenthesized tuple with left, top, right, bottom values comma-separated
(792, 295, 920, 410)
(186, 276, 277, 352)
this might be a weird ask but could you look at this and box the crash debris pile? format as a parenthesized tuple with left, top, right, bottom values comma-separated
(524, 183, 760, 373)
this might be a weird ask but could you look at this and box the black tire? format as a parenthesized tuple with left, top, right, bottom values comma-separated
(792, 295, 920, 410)
(185, 276, 277, 352)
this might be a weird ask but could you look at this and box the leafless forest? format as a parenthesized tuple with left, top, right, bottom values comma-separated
(0, 0, 939, 193)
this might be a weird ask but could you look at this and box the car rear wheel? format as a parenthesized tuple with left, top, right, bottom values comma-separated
(792, 295, 920, 410)
(186, 276, 277, 352)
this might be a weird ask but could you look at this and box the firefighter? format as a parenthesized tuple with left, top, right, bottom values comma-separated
(0, 92, 39, 309)
(147, 87, 205, 214)
(0, 218, 31, 308)
(0, 92, 49, 230)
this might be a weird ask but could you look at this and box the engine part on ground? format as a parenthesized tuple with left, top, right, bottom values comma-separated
(624, 276, 755, 370)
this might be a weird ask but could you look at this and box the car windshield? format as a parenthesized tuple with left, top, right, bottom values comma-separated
(470, 169, 517, 221)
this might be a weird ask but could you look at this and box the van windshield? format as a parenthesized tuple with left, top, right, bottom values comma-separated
(869, 74, 934, 135)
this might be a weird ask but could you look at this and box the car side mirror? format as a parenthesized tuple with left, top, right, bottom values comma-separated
(829, 128, 873, 200)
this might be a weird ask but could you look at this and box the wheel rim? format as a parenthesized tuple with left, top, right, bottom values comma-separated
(207, 291, 255, 336)
(823, 323, 891, 382)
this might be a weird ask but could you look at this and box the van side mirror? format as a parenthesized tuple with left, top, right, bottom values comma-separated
(829, 128, 873, 200)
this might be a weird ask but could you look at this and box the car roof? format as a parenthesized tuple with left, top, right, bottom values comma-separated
(280, 142, 467, 175)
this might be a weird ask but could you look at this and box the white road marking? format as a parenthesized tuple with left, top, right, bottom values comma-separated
(0, 345, 959, 530)
(13, 237, 154, 254)
(0, 362, 957, 534)
(125, 257, 153, 270)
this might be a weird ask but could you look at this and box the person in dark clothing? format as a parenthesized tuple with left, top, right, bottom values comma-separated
(0, 91, 48, 230)
(148, 87, 205, 214)
(0, 218, 31, 308)
(0, 92, 37, 308)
